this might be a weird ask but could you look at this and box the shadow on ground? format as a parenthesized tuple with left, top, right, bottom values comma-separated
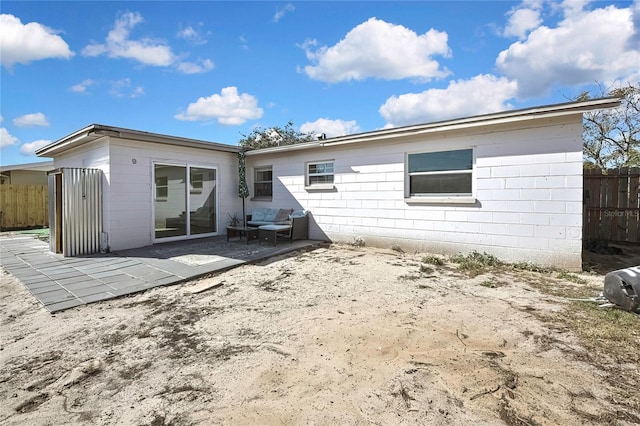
(583, 242, 640, 275)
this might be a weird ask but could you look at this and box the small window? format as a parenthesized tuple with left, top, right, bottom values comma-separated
(254, 166, 272, 199)
(155, 176, 168, 199)
(407, 149, 473, 197)
(307, 161, 334, 187)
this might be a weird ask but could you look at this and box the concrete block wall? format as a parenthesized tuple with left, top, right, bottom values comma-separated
(53, 138, 112, 246)
(248, 114, 584, 269)
(108, 139, 240, 250)
(55, 137, 240, 251)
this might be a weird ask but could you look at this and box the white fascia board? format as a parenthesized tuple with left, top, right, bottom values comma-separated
(246, 97, 621, 155)
(0, 160, 54, 172)
(320, 97, 621, 148)
(36, 124, 240, 158)
(244, 140, 323, 156)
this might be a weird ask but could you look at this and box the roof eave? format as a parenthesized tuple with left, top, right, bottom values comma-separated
(244, 140, 323, 156)
(36, 124, 240, 158)
(0, 160, 55, 172)
(246, 97, 621, 155)
(321, 97, 621, 147)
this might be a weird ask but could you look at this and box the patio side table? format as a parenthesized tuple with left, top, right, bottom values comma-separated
(226, 226, 259, 244)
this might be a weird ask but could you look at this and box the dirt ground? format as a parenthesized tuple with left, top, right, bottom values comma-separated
(1, 243, 639, 425)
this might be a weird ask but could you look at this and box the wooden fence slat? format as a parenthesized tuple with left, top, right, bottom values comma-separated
(583, 167, 640, 243)
(629, 167, 640, 242)
(0, 184, 48, 229)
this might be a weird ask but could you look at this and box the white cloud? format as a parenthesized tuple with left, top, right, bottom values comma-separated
(497, 2, 640, 98)
(71, 79, 95, 94)
(560, 0, 592, 19)
(0, 14, 74, 69)
(20, 139, 51, 156)
(177, 24, 207, 45)
(0, 127, 19, 149)
(110, 78, 144, 98)
(239, 35, 249, 50)
(300, 118, 360, 138)
(13, 112, 50, 127)
(176, 58, 214, 74)
(379, 74, 518, 127)
(503, 6, 542, 39)
(82, 11, 175, 66)
(301, 17, 451, 83)
(274, 4, 295, 23)
(175, 86, 263, 125)
(178, 25, 197, 40)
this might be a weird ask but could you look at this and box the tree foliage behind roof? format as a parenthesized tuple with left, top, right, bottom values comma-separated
(238, 121, 315, 151)
(580, 83, 640, 169)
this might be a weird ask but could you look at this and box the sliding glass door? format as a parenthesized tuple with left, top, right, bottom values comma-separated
(189, 167, 217, 235)
(154, 164, 217, 240)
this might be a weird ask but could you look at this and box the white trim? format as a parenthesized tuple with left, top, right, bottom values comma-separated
(304, 184, 336, 191)
(404, 197, 478, 205)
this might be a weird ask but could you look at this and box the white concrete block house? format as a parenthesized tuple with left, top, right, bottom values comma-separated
(36, 98, 619, 269)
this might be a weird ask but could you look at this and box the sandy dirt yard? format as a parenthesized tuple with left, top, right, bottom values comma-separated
(1, 243, 639, 425)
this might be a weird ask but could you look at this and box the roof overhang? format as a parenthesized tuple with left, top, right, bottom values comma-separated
(246, 97, 621, 156)
(0, 160, 55, 172)
(36, 124, 240, 158)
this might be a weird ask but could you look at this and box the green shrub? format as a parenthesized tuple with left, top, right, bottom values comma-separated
(511, 262, 553, 273)
(422, 255, 444, 266)
(557, 271, 587, 284)
(450, 251, 502, 275)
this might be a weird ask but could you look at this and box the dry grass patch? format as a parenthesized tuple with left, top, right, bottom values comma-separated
(528, 292, 640, 419)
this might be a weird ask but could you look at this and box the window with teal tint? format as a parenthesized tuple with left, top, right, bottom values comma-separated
(407, 149, 473, 196)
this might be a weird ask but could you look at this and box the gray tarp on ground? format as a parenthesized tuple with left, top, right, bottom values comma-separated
(604, 266, 640, 313)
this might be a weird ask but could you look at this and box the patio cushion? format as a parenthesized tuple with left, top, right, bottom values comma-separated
(251, 210, 266, 221)
(273, 208, 293, 223)
(263, 209, 279, 222)
(290, 209, 307, 219)
(259, 224, 291, 231)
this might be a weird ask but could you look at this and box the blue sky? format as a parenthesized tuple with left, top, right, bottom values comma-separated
(1, 0, 639, 166)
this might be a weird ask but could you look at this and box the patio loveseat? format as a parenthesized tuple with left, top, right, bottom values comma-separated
(246, 208, 293, 227)
(246, 208, 309, 246)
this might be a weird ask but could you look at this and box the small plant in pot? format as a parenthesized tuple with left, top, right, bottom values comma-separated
(227, 213, 241, 227)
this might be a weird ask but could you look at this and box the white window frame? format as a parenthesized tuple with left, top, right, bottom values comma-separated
(253, 166, 273, 200)
(305, 160, 335, 190)
(405, 148, 476, 204)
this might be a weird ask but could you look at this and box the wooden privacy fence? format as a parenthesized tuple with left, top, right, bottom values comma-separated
(583, 167, 640, 243)
(0, 184, 48, 230)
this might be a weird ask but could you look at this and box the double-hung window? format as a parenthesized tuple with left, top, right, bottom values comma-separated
(254, 166, 273, 199)
(306, 161, 334, 188)
(407, 149, 473, 197)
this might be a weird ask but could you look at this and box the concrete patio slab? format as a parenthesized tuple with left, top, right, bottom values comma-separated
(0, 233, 324, 313)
